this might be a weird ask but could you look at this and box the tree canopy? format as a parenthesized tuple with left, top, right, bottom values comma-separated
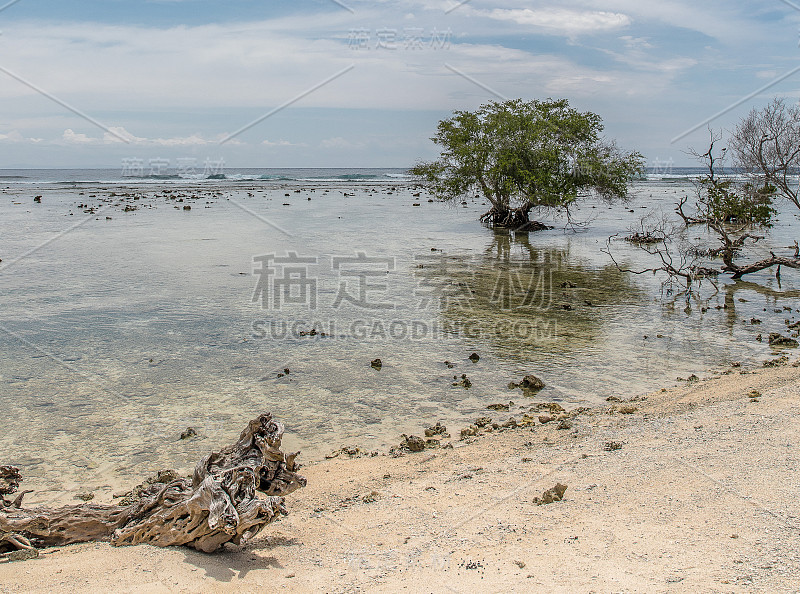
(411, 98, 644, 230)
(730, 98, 800, 211)
(612, 130, 795, 290)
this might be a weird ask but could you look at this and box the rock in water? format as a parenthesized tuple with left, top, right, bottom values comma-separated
(452, 374, 472, 388)
(371, 358, 383, 370)
(521, 375, 545, 392)
(487, 402, 511, 411)
(768, 333, 798, 348)
(179, 427, 198, 440)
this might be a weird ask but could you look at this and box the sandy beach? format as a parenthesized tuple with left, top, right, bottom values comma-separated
(3, 0, 800, 590)
(2, 357, 799, 593)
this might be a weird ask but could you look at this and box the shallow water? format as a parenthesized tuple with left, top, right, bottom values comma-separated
(1, 178, 798, 496)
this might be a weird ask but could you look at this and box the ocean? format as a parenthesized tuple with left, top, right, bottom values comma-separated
(1, 168, 798, 496)
(0, 166, 731, 186)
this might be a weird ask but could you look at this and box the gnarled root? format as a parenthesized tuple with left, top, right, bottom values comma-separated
(480, 203, 552, 232)
(0, 413, 305, 553)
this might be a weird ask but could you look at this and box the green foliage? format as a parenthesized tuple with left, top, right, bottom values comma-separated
(411, 98, 645, 214)
(678, 133, 779, 276)
(697, 177, 775, 227)
(689, 137, 776, 228)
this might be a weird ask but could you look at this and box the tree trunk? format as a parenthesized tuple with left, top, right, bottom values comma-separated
(728, 255, 800, 279)
(480, 201, 551, 231)
(0, 412, 306, 555)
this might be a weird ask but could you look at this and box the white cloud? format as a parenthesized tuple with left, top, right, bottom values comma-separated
(62, 129, 96, 144)
(619, 36, 653, 50)
(262, 139, 306, 147)
(56, 128, 234, 147)
(0, 14, 659, 116)
(479, 8, 631, 36)
(0, 131, 25, 142)
(0, 1, 790, 166)
(103, 127, 145, 144)
(583, 0, 756, 42)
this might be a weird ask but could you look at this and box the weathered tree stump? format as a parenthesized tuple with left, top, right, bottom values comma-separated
(0, 413, 306, 555)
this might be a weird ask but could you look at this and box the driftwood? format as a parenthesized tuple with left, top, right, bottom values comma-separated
(0, 413, 306, 555)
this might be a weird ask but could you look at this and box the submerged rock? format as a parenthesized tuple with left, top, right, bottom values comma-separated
(371, 358, 383, 370)
(452, 374, 472, 388)
(487, 402, 511, 411)
(179, 427, 198, 440)
(530, 402, 565, 414)
(522, 375, 544, 390)
(509, 375, 545, 394)
(768, 333, 798, 348)
(763, 355, 789, 368)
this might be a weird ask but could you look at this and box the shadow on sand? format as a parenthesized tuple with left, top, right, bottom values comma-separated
(181, 534, 301, 582)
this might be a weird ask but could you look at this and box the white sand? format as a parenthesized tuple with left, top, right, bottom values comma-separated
(2, 362, 800, 592)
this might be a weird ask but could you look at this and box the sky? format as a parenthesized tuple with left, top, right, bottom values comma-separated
(0, 0, 798, 168)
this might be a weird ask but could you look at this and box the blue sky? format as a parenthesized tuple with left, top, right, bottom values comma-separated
(0, 0, 798, 168)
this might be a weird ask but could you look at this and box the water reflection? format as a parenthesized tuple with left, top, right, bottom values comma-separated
(720, 280, 800, 336)
(418, 230, 643, 361)
(1, 182, 798, 495)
